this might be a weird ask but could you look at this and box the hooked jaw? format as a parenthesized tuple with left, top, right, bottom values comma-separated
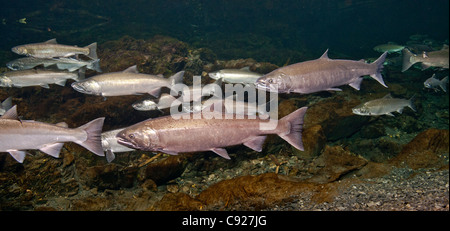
(71, 81, 99, 95)
(115, 131, 138, 149)
(254, 77, 282, 93)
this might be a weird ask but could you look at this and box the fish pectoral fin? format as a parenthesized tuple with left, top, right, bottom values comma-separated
(106, 149, 116, 163)
(7, 150, 28, 163)
(55, 122, 69, 127)
(161, 150, 178, 155)
(210, 148, 231, 159)
(40, 84, 50, 89)
(349, 78, 363, 90)
(386, 112, 395, 117)
(243, 136, 267, 152)
(325, 88, 342, 91)
(63, 53, 76, 58)
(39, 143, 64, 158)
(148, 88, 161, 97)
(55, 79, 67, 87)
(397, 108, 403, 114)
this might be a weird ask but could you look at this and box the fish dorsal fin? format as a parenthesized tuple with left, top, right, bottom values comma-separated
(55, 122, 69, 128)
(319, 49, 330, 59)
(240, 66, 250, 71)
(0, 105, 18, 120)
(44, 38, 57, 44)
(431, 73, 437, 79)
(123, 65, 139, 73)
(382, 93, 393, 99)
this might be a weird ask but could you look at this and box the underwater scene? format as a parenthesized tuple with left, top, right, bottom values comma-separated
(0, 0, 448, 211)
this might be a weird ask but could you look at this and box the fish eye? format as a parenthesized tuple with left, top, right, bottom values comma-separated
(268, 79, 273, 84)
(129, 134, 135, 139)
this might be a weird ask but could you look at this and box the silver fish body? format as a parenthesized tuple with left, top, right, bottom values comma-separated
(183, 96, 269, 116)
(0, 69, 83, 88)
(208, 67, 262, 84)
(402, 45, 449, 72)
(373, 44, 405, 53)
(0, 106, 104, 163)
(102, 128, 135, 163)
(352, 94, 416, 116)
(424, 74, 448, 92)
(71, 65, 184, 97)
(7, 57, 102, 72)
(132, 93, 181, 111)
(11, 38, 98, 60)
(255, 50, 388, 94)
(116, 107, 307, 159)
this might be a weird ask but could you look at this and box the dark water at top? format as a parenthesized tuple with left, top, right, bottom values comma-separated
(1, 0, 448, 65)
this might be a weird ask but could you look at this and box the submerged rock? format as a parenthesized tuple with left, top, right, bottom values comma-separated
(390, 129, 449, 170)
(306, 145, 368, 183)
(304, 95, 370, 141)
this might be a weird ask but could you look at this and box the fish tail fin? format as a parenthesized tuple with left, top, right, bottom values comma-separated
(408, 94, 417, 112)
(402, 48, 417, 72)
(76, 67, 86, 81)
(440, 76, 449, 92)
(92, 59, 102, 72)
(369, 51, 388, 88)
(76, 117, 105, 156)
(86, 42, 98, 60)
(278, 107, 307, 151)
(168, 71, 185, 86)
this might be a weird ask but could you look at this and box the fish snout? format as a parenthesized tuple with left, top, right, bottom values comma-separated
(11, 46, 27, 55)
(116, 132, 137, 149)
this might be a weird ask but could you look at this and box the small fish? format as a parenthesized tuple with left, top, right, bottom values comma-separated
(0, 97, 13, 115)
(255, 50, 388, 94)
(116, 107, 308, 159)
(18, 18, 26, 24)
(7, 57, 101, 72)
(352, 94, 416, 117)
(373, 43, 405, 53)
(12, 38, 98, 60)
(0, 106, 105, 163)
(132, 93, 181, 111)
(182, 95, 270, 116)
(208, 67, 262, 84)
(71, 65, 184, 97)
(0, 68, 84, 89)
(402, 45, 449, 72)
(424, 74, 449, 92)
(102, 128, 135, 163)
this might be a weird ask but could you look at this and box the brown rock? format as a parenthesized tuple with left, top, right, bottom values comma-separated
(195, 173, 317, 210)
(144, 155, 188, 185)
(307, 145, 368, 183)
(151, 192, 204, 211)
(390, 129, 449, 170)
(304, 95, 370, 141)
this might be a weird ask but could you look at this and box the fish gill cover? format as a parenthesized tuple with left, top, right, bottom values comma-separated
(0, 0, 448, 212)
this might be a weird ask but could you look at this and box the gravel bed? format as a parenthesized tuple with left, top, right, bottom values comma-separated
(272, 168, 449, 211)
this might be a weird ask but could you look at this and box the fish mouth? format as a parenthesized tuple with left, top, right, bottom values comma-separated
(254, 80, 279, 93)
(71, 82, 89, 94)
(116, 137, 137, 149)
